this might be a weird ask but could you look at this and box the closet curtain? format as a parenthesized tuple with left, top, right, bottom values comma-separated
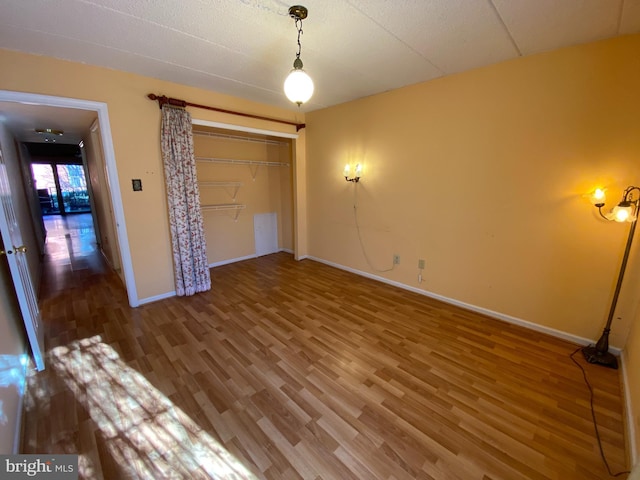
(160, 105, 211, 296)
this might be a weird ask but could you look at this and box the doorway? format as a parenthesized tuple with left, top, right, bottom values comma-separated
(0, 90, 138, 306)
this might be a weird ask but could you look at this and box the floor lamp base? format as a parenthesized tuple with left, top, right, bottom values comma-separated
(581, 345, 618, 369)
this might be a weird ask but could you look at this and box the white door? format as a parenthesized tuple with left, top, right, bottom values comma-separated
(0, 144, 45, 371)
(254, 213, 278, 257)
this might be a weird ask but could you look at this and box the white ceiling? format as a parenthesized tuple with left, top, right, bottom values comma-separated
(0, 102, 96, 145)
(1, 0, 639, 120)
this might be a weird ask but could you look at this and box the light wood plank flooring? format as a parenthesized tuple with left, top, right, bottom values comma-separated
(23, 218, 628, 479)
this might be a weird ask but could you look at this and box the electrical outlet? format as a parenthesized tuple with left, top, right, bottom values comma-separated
(418, 259, 425, 270)
(393, 254, 400, 265)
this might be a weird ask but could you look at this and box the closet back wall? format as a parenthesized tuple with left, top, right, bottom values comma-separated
(193, 128, 293, 265)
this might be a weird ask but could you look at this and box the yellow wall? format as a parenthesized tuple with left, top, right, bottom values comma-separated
(305, 34, 640, 348)
(0, 48, 305, 301)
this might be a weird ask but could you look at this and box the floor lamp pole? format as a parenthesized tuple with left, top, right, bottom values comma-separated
(582, 211, 638, 369)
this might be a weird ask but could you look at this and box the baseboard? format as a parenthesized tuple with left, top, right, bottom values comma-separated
(139, 252, 287, 305)
(210, 250, 294, 267)
(209, 254, 257, 268)
(138, 290, 176, 305)
(99, 247, 115, 270)
(138, 253, 614, 354)
(621, 351, 638, 467)
(306, 256, 619, 354)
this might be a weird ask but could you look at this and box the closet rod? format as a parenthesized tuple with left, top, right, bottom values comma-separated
(147, 94, 305, 131)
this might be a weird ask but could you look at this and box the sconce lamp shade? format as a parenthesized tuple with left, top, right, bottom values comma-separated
(611, 202, 636, 222)
(284, 68, 314, 106)
(590, 188, 606, 206)
(343, 163, 362, 183)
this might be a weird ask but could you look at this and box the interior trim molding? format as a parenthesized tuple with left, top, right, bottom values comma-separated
(192, 119, 299, 139)
(0, 90, 139, 307)
(138, 290, 176, 305)
(208, 254, 257, 268)
(621, 351, 637, 466)
(140, 250, 295, 304)
(306, 255, 622, 354)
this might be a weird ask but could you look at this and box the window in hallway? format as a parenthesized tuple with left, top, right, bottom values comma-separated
(32, 162, 91, 215)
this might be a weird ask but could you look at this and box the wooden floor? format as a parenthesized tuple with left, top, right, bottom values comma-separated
(22, 215, 629, 479)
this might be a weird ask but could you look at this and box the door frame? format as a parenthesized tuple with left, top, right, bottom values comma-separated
(0, 90, 139, 306)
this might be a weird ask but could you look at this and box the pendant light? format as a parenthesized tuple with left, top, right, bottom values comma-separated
(284, 5, 314, 106)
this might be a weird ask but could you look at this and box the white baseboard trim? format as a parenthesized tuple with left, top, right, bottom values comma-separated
(280, 248, 294, 254)
(138, 254, 618, 354)
(621, 351, 637, 467)
(306, 256, 620, 354)
(138, 290, 176, 305)
(139, 252, 289, 305)
(209, 254, 257, 268)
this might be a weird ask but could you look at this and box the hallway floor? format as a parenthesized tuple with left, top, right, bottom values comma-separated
(40, 214, 110, 296)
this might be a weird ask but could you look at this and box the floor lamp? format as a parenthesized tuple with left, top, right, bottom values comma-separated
(582, 185, 639, 369)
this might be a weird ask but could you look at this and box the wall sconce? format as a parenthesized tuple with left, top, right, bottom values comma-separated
(343, 164, 362, 183)
(583, 185, 639, 369)
(283, 5, 314, 107)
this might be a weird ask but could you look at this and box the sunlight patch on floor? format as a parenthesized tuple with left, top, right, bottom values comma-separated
(0, 354, 28, 425)
(50, 336, 258, 479)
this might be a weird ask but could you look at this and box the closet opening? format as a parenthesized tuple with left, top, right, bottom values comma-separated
(191, 121, 297, 267)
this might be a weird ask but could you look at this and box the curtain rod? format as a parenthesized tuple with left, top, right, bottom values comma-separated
(147, 94, 305, 131)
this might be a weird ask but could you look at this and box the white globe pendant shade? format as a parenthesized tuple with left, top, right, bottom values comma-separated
(284, 68, 314, 106)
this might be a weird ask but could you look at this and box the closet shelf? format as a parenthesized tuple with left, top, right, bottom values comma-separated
(199, 181, 242, 201)
(193, 131, 288, 146)
(196, 157, 289, 167)
(201, 203, 246, 221)
(199, 181, 243, 187)
(196, 157, 289, 181)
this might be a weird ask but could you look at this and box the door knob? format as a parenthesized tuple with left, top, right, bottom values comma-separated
(13, 245, 27, 253)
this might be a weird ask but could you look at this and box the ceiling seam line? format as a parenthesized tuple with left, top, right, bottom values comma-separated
(344, 1, 446, 75)
(616, 0, 625, 34)
(487, 0, 522, 56)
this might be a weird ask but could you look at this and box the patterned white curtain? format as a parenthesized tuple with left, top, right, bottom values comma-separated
(161, 105, 211, 296)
